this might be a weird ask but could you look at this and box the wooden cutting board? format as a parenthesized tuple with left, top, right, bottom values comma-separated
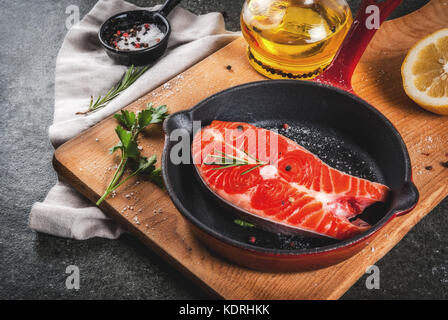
(54, 0, 448, 299)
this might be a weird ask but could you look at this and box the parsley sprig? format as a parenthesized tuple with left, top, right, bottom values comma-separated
(77, 65, 149, 115)
(96, 103, 168, 206)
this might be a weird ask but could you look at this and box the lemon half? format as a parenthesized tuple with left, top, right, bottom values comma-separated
(402, 28, 448, 115)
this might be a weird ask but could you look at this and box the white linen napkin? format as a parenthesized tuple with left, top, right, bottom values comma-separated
(29, 0, 239, 239)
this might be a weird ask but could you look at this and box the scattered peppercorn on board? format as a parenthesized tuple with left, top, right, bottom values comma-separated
(54, 0, 448, 300)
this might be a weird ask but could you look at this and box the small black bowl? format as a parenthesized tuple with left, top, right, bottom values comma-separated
(98, 0, 182, 66)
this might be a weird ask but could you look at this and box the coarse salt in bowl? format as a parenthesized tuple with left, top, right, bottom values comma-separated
(99, 10, 171, 66)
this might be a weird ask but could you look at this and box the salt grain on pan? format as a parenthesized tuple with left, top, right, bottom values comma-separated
(133, 216, 140, 225)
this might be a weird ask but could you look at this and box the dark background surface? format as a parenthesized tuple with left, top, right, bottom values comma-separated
(1, 0, 447, 300)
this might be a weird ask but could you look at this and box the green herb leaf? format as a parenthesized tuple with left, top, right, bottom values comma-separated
(115, 125, 132, 149)
(135, 156, 164, 188)
(109, 142, 122, 154)
(137, 108, 153, 130)
(149, 104, 168, 124)
(136, 155, 157, 174)
(234, 219, 255, 228)
(114, 126, 140, 159)
(149, 168, 164, 188)
(96, 103, 168, 206)
(136, 103, 168, 130)
(114, 109, 136, 131)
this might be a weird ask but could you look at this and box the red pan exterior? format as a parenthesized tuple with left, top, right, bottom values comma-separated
(190, 204, 417, 272)
(191, 223, 376, 272)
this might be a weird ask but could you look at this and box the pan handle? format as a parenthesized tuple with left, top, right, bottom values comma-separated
(163, 110, 192, 135)
(159, 0, 183, 17)
(313, 0, 403, 92)
(391, 181, 419, 217)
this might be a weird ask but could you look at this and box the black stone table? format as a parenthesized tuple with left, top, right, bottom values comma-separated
(1, 0, 446, 299)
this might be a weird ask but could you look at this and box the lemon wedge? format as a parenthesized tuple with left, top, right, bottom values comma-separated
(402, 28, 448, 115)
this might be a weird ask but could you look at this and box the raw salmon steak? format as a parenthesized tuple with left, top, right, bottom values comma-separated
(192, 121, 389, 240)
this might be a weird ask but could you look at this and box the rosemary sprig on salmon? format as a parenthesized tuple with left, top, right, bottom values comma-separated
(204, 149, 267, 175)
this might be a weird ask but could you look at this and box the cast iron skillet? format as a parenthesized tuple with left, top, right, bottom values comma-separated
(98, 0, 182, 65)
(162, 0, 419, 271)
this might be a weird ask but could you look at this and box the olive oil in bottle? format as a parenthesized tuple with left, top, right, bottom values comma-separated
(241, 0, 353, 79)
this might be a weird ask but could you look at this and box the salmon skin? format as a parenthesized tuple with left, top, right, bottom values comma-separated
(192, 121, 389, 240)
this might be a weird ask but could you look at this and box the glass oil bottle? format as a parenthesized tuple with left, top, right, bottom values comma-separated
(241, 0, 353, 79)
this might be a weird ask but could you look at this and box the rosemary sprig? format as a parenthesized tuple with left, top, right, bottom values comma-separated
(77, 65, 149, 115)
(204, 149, 267, 175)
